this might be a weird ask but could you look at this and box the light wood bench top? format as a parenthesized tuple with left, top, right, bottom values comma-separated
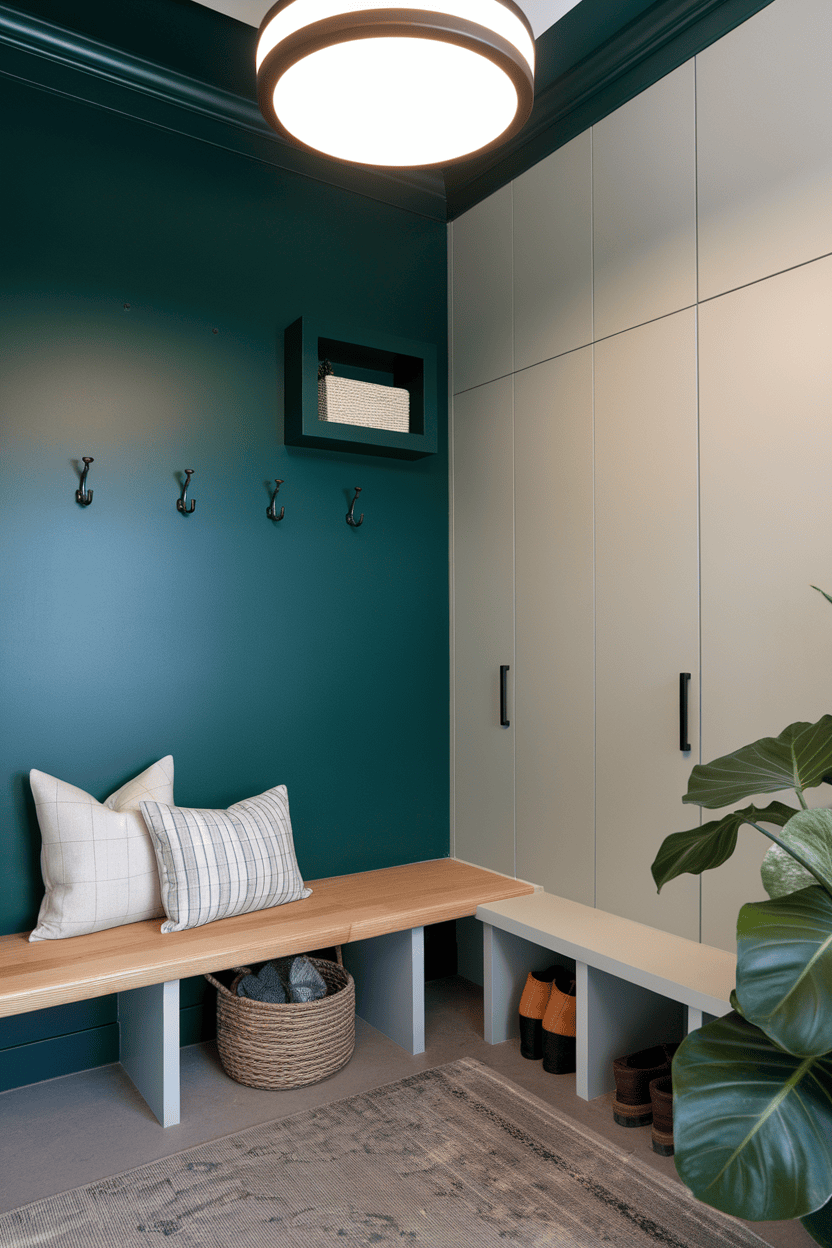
(0, 858, 534, 1018)
(478, 891, 735, 1017)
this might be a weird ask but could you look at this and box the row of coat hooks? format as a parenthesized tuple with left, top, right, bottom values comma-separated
(74, 458, 365, 527)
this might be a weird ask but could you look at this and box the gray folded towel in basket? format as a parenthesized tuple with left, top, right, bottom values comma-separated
(236, 961, 287, 1003)
(236, 955, 327, 1004)
(287, 955, 327, 1003)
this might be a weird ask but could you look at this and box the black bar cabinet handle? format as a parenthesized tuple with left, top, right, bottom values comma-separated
(500, 665, 510, 729)
(680, 672, 691, 751)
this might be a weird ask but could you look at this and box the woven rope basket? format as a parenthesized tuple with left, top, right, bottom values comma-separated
(318, 375, 409, 432)
(204, 953, 355, 1090)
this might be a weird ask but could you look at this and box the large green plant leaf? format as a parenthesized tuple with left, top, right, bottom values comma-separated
(804, 1195, 832, 1247)
(728, 988, 744, 1016)
(762, 843, 822, 899)
(735, 886, 832, 1056)
(683, 716, 832, 809)
(673, 1012, 832, 1221)
(760, 808, 832, 899)
(651, 802, 795, 892)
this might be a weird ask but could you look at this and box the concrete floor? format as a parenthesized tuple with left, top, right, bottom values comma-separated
(0, 976, 811, 1245)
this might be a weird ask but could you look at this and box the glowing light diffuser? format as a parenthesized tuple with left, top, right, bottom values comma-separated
(256, 1, 535, 168)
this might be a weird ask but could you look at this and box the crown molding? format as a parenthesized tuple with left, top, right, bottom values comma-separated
(0, 1, 448, 221)
(444, 0, 776, 218)
(0, 0, 776, 223)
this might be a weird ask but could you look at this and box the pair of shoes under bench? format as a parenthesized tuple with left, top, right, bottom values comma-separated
(611, 1042, 678, 1128)
(518, 966, 577, 1073)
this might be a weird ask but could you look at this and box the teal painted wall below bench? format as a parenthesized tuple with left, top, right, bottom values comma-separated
(0, 71, 449, 1089)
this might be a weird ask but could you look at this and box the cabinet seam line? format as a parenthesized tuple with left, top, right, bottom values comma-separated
(698, 249, 832, 307)
(511, 177, 517, 881)
(590, 122, 597, 911)
(694, 54, 703, 946)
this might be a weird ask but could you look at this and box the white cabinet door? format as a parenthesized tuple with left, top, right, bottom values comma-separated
(696, 0, 832, 301)
(514, 348, 595, 902)
(452, 377, 516, 876)
(594, 309, 701, 939)
(451, 186, 513, 395)
(699, 254, 832, 951)
(513, 132, 593, 372)
(592, 61, 696, 340)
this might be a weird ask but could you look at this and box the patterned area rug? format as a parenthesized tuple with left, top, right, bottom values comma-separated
(3, 1058, 766, 1247)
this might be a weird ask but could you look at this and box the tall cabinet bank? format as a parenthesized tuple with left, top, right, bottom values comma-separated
(450, 0, 832, 952)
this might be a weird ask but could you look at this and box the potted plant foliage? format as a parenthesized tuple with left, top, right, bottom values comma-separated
(652, 600, 832, 1244)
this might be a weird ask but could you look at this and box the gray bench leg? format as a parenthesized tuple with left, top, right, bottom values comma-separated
(343, 928, 425, 1055)
(578, 964, 684, 1100)
(686, 1006, 718, 1033)
(482, 922, 562, 1044)
(118, 981, 180, 1127)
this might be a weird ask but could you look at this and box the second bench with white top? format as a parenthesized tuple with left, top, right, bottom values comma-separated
(476, 891, 735, 1100)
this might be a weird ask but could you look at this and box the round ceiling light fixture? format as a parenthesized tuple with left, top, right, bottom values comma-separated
(256, 1, 535, 168)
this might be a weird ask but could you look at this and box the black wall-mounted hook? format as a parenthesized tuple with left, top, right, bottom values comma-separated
(267, 479, 285, 521)
(177, 469, 196, 514)
(346, 487, 364, 527)
(75, 456, 94, 506)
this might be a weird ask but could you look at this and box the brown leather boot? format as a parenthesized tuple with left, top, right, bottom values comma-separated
(518, 966, 559, 1059)
(611, 1042, 677, 1127)
(650, 1075, 674, 1154)
(541, 968, 576, 1074)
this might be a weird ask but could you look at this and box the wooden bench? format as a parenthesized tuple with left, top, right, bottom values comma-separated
(477, 891, 735, 1100)
(0, 858, 534, 1127)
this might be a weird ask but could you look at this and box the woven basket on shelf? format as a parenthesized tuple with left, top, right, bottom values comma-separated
(318, 374, 410, 432)
(204, 952, 355, 1090)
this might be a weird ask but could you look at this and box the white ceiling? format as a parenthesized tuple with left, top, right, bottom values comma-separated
(192, 1, 581, 40)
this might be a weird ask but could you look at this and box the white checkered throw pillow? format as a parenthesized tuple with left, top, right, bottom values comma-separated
(29, 756, 174, 941)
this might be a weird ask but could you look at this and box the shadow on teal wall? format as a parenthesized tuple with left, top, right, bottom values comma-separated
(0, 72, 449, 1085)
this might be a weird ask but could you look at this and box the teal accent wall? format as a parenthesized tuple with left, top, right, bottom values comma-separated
(0, 67, 449, 1087)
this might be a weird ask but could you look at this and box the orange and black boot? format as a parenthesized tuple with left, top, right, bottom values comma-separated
(518, 966, 559, 1059)
(542, 968, 577, 1074)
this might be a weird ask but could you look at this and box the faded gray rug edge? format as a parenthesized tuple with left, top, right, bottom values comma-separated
(1, 1057, 770, 1247)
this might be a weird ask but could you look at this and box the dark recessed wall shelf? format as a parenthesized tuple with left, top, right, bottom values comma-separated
(284, 316, 437, 460)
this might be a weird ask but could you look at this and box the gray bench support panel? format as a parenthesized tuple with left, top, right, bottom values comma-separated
(456, 915, 485, 987)
(343, 927, 425, 1056)
(579, 963, 684, 1099)
(118, 980, 180, 1127)
(483, 923, 566, 1044)
(686, 1007, 718, 1033)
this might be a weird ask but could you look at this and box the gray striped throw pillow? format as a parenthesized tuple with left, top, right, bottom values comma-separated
(140, 784, 311, 933)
